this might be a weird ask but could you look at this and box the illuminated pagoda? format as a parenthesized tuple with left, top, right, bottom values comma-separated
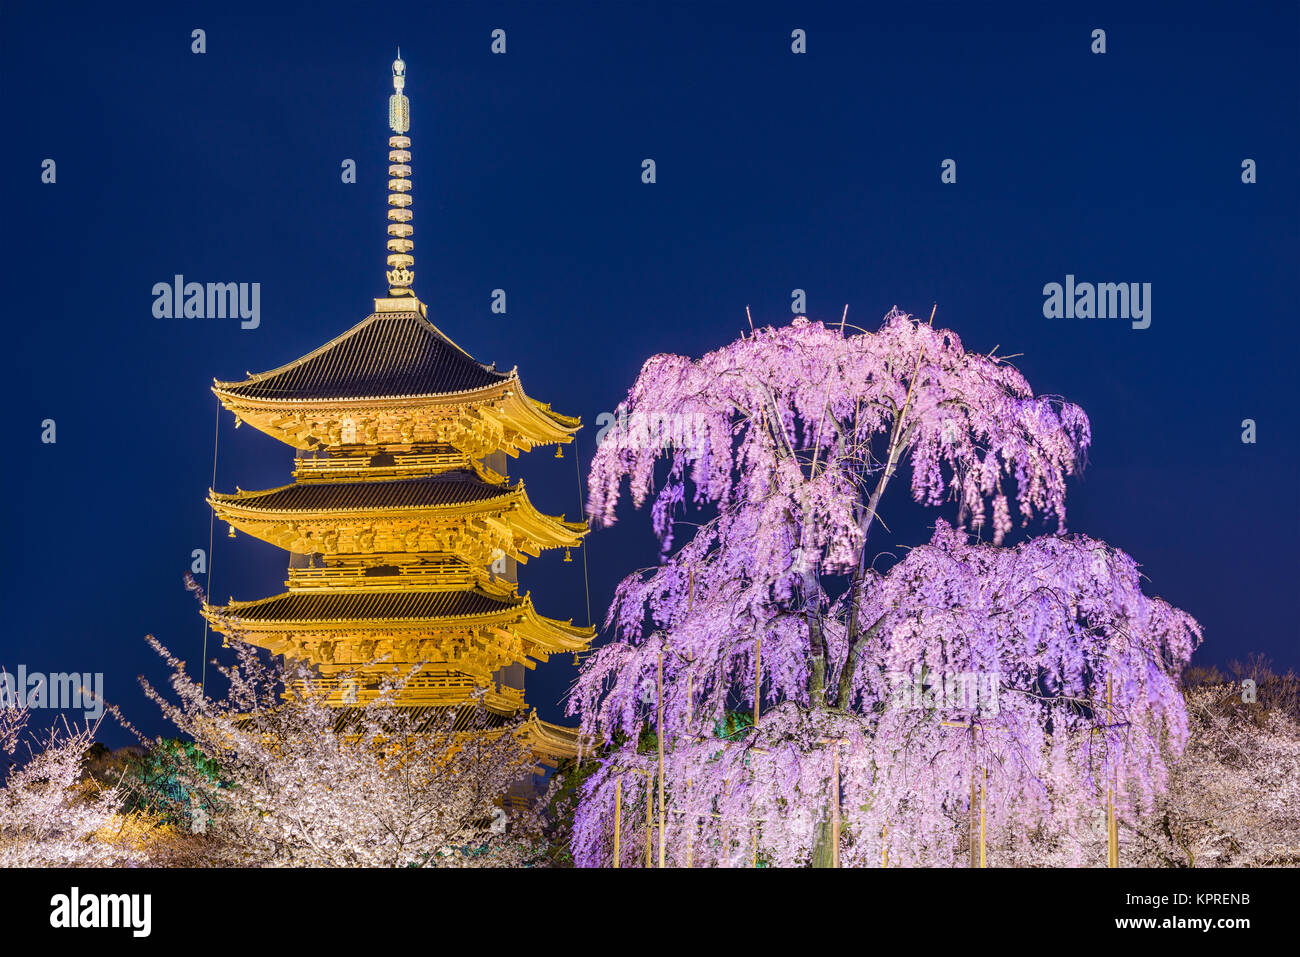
(203, 54, 593, 760)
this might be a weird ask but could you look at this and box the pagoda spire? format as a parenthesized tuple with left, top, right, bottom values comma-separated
(207, 52, 592, 760)
(386, 51, 415, 298)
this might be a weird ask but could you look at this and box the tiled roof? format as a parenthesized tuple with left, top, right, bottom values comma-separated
(332, 706, 517, 732)
(215, 311, 510, 400)
(216, 472, 512, 512)
(219, 589, 526, 623)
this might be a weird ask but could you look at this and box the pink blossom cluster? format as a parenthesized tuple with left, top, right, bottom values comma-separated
(571, 310, 1198, 867)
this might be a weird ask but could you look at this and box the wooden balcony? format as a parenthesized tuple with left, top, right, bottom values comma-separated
(285, 558, 494, 592)
(293, 448, 478, 482)
(291, 670, 525, 713)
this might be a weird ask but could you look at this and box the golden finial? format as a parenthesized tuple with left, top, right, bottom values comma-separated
(386, 51, 415, 298)
(389, 51, 409, 132)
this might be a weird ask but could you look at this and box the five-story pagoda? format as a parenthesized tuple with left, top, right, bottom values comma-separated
(203, 54, 593, 759)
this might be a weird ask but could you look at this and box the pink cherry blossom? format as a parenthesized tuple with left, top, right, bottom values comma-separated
(571, 310, 1199, 867)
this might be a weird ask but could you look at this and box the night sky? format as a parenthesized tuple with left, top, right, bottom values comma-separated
(4, 0, 1297, 747)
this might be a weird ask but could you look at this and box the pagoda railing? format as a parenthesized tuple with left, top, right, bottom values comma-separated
(293, 449, 471, 481)
(291, 671, 525, 712)
(286, 560, 487, 591)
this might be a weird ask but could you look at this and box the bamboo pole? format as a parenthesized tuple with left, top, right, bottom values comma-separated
(685, 568, 694, 868)
(831, 744, 841, 868)
(657, 651, 666, 868)
(613, 776, 622, 868)
(685, 778, 694, 869)
(882, 825, 888, 867)
(1106, 675, 1119, 867)
(979, 766, 987, 868)
(942, 717, 1003, 868)
(1108, 791, 1119, 867)
(969, 770, 979, 868)
(753, 638, 762, 726)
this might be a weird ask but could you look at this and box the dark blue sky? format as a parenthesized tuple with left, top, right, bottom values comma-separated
(4, 0, 1297, 745)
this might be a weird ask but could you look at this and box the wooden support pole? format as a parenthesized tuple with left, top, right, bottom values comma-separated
(942, 718, 1000, 868)
(1106, 675, 1119, 868)
(613, 775, 622, 868)
(657, 651, 666, 868)
(979, 766, 987, 868)
(685, 777, 694, 869)
(684, 568, 694, 869)
(645, 772, 653, 867)
(754, 638, 762, 727)
(969, 769, 979, 868)
(831, 744, 841, 868)
(1108, 788, 1119, 867)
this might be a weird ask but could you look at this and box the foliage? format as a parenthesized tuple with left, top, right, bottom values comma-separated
(0, 706, 135, 866)
(124, 580, 551, 867)
(571, 310, 1201, 867)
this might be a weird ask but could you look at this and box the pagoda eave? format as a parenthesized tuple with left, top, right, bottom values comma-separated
(208, 482, 587, 556)
(213, 377, 578, 454)
(212, 375, 519, 410)
(202, 595, 593, 655)
(523, 713, 592, 762)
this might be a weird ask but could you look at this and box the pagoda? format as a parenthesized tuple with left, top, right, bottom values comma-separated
(203, 54, 593, 760)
